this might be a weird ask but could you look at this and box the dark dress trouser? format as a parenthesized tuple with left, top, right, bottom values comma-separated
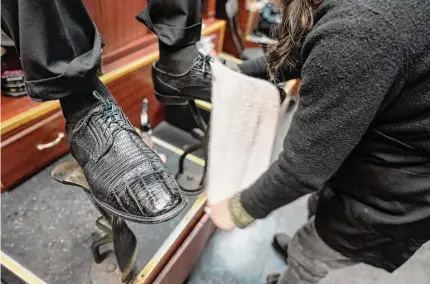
(1, 0, 201, 101)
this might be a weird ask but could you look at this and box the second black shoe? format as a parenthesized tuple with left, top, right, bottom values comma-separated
(265, 273, 281, 284)
(272, 233, 291, 262)
(152, 53, 213, 105)
(67, 91, 187, 223)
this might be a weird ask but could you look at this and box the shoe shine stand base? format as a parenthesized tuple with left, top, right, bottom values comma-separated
(175, 101, 209, 194)
(51, 161, 137, 284)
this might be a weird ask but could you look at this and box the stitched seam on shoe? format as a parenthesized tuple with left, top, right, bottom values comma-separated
(111, 188, 130, 214)
(73, 139, 93, 161)
(155, 76, 181, 92)
(152, 62, 194, 77)
(150, 159, 166, 202)
(181, 83, 211, 88)
(131, 135, 160, 183)
(100, 138, 149, 215)
(100, 152, 136, 187)
(77, 139, 98, 162)
(80, 157, 130, 215)
(93, 116, 106, 147)
(129, 135, 161, 214)
(88, 118, 103, 151)
(117, 163, 157, 215)
(139, 174, 156, 212)
(125, 177, 146, 216)
(191, 65, 212, 76)
(121, 164, 153, 181)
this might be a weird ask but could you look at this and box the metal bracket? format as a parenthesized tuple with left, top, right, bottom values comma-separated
(176, 101, 209, 194)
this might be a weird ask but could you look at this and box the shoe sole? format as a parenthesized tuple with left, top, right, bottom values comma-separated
(91, 191, 188, 224)
(154, 90, 211, 106)
(272, 235, 290, 262)
(155, 90, 190, 106)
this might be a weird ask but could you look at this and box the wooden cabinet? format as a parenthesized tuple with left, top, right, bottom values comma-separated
(1, 112, 68, 190)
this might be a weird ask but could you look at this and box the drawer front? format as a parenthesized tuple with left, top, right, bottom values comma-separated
(1, 111, 68, 191)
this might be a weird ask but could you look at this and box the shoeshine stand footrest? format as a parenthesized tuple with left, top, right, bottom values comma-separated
(51, 161, 137, 284)
(176, 101, 209, 194)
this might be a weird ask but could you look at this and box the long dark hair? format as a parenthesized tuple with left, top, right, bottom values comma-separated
(268, 0, 319, 81)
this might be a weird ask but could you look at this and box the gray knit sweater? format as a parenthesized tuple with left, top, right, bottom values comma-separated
(234, 0, 430, 270)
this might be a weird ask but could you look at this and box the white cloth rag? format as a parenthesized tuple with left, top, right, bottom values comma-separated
(207, 62, 281, 205)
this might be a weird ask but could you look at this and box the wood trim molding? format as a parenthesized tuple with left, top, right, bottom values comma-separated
(1, 20, 227, 136)
(2, 112, 63, 148)
(136, 195, 207, 284)
(218, 21, 226, 53)
(152, 214, 216, 284)
(102, 35, 157, 65)
(1, 101, 60, 136)
(1, 251, 47, 284)
(218, 52, 243, 63)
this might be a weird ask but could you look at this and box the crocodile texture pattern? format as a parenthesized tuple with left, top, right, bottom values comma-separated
(67, 93, 186, 223)
(152, 53, 213, 102)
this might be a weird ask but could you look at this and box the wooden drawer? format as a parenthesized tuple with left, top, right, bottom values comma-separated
(1, 111, 68, 191)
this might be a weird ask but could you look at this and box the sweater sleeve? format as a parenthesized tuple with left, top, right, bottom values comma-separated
(239, 54, 301, 81)
(238, 18, 405, 219)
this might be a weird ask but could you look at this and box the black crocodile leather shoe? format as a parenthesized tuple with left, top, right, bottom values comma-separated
(152, 53, 213, 105)
(66, 91, 187, 223)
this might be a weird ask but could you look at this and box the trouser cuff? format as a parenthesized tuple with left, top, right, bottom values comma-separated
(25, 31, 103, 102)
(136, 8, 202, 47)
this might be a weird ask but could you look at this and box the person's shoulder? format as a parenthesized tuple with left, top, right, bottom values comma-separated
(320, 0, 429, 17)
(315, 0, 430, 35)
(306, 0, 429, 50)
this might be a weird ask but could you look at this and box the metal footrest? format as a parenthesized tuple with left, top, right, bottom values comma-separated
(176, 101, 209, 194)
(51, 161, 136, 283)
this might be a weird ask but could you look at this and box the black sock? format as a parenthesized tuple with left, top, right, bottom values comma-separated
(158, 41, 199, 73)
(60, 78, 115, 123)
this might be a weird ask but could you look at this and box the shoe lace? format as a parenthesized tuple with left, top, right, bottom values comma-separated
(195, 53, 214, 75)
(93, 91, 126, 134)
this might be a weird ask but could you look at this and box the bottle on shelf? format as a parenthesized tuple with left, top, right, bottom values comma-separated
(140, 98, 167, 163)
(140, 98, 154, 149)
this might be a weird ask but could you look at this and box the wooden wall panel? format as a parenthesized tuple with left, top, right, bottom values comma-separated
(84, 0, 219, 65)
(84, 0, 154, 65)
(84, 0, 220, 65)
